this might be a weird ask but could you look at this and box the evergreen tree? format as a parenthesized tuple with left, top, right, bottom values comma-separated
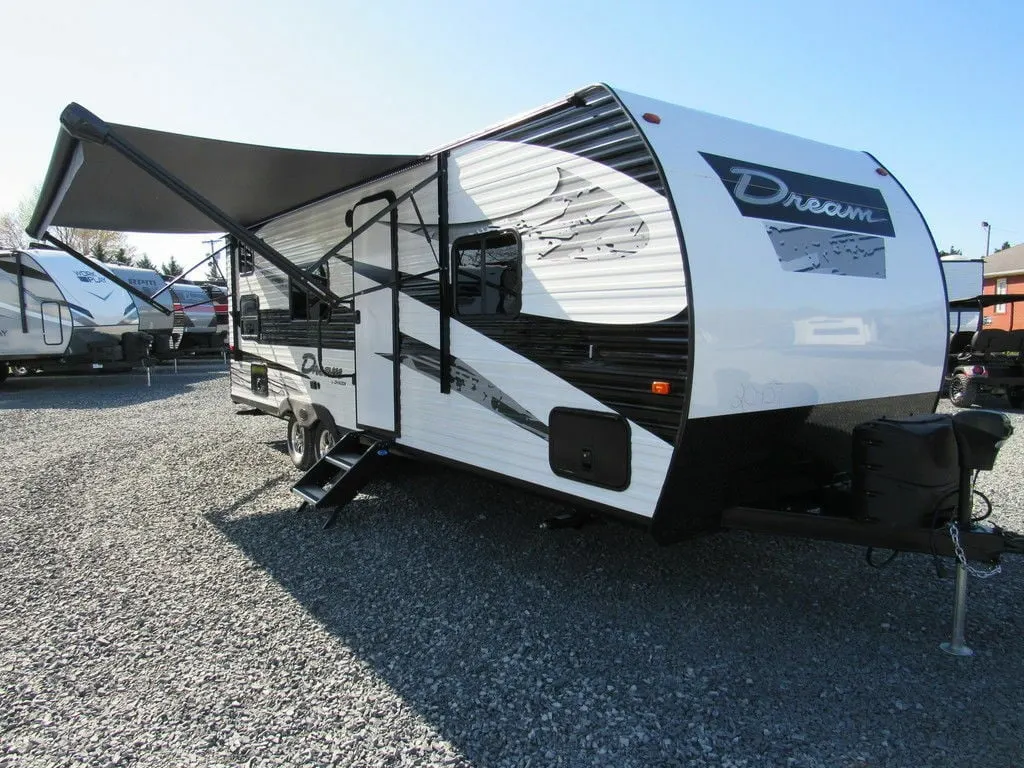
(205, 255, 223, 282)
(161, 256, 184, 277)
(136, 254, 156, 270)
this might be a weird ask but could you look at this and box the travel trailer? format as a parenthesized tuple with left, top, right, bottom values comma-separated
(1, 247, 171, 380)
(25, 85, 1023, 651)
(165, 281, 224, 355)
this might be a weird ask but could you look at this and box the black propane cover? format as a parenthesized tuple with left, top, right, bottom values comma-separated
(852, 415, 960, 528)
(951, 410, 1013, 471)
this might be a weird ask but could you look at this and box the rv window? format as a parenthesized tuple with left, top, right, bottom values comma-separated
(452, 231, 522, 316)
(290, 264, 331, 321)
(239, 295, 260, 339)
(238, 245, 255, 276)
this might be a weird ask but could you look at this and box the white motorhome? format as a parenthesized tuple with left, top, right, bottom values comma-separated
(25, 85, 1022, 647)
(1, 248, 171, 381)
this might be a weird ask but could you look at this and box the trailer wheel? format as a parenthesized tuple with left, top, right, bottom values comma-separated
(1008, 387, 1024, 410)
(286, 416, 316, 471)
(949, 374, 977, 408)
(313, 421, 338, 461)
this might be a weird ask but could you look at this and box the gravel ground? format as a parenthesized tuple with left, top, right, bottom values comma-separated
(1, 366, 1023, 768)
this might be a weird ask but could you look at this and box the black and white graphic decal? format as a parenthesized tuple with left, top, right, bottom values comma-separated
(765, 225, 886, 279)
(700, 152, 895, 238)
(396, 167, 650, 264)
(383, 336, 549, 439)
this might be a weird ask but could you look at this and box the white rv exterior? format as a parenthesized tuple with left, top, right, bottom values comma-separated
(1, 249, 170, 378)
(219, 85, 946, 537)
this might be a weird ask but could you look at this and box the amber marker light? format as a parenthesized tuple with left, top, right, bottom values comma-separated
(651, 381, 671, 395)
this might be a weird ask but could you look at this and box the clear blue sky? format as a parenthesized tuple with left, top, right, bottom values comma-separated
(3, 0, 1021, 267)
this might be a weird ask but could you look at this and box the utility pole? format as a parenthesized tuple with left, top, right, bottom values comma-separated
(982, 221, 991, 258)
(203, 237, 221, 281)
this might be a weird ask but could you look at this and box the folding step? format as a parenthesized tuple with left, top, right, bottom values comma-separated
(292, 484, 327, 505)
(323, 451, 362, 470)
(289, 432, 390, 527)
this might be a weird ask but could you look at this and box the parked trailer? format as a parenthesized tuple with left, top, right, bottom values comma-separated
(166, 281, 225, 355)
(26, 85, 1023, 651)
(1, 247, 169, 380)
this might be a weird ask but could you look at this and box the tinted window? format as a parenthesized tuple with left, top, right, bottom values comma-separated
(238, 245, 255, 276)
(239, 295, 260, 339)
(290, 264, 330, 321)
(452, 231, 522, 317)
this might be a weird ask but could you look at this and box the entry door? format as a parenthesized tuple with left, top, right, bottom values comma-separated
(352, 194, 398, 436)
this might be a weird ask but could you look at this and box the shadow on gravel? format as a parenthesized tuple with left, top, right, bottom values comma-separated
(208, 461, 1024, 767)
(0, 364, 227, 410)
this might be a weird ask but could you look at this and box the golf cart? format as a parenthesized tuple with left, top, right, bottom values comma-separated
(947, 293, 1024, 408)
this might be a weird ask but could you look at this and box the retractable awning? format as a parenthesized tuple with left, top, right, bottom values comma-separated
(27, 103, 420, 238)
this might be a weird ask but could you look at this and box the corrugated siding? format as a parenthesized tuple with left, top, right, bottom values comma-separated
(449, 85, 689, 442)
(492, 86, 665, 195)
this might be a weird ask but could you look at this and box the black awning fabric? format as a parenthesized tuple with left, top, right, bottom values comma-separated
(949, 294, 1024, 310)
(28, 109, 421, 237)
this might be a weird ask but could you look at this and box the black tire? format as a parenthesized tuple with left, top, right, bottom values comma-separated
(0, 365, 7, 385)
(1008, 387, 1024, 410)
(313, 420, 338, 461)
(949, 373, 977, 408)
(286, 415, 316, 471)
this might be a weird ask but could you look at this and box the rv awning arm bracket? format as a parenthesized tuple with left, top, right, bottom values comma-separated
(42, 233, 173, 316)
(327, 267, 441, 306)
(408, 192, 438, 265)
(57, 103, 341, 307)
(307, 171, 439, 276)
(149, 243, 229, 302)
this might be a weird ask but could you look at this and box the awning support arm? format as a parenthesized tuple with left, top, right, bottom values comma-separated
(409, 193, 438, 266)
(308, 171, 438, 276)
(150, 243, 228, 301)
(42, 233, 172, 315)
(58, 103, 340, 306)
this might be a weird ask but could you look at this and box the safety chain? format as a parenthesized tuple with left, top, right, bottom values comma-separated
(948, 521, 1002, 579)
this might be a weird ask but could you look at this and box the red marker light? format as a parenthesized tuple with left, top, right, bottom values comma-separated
(642, 112, 661, 124)
(875, 167, 889, 176)
(972, 365, 985, 376)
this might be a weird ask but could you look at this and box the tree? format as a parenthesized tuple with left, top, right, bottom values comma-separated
(938, 246, 963, 257)
(205, 254, 225, 282)
(161, 256, 184, 277)
(995, 241, 1012, 253)
(0, 194, 35, 249)
(0, 186, 135, 258)
(110, 247, 134, 266)
(135, 254, 156, 270)
(54, 225, 134, 260)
